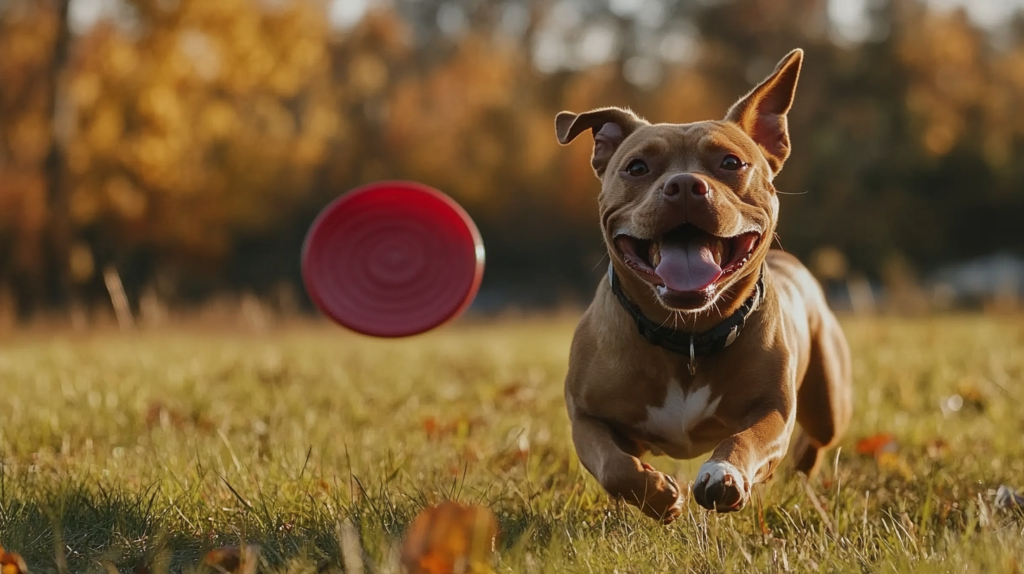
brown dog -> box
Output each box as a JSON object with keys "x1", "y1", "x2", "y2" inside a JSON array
[{"x1": 554, "y1": 49, "x2": 852, "y2": 522}]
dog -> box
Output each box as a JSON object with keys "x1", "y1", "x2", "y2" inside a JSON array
[{"x1": 554, "y1": 49, "x2": 852, "y2": 522}]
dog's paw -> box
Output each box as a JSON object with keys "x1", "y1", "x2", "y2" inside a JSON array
[
  {"x1": 637, "y1": 462, "x2": 685, "y2": 524},
  {"x1": 692, "y1": 460, "x2": 749, "y2": 512}
]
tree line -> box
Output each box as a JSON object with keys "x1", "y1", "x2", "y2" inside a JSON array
[{"x1": 1, "y1": 0, "x2": 1022, "y2": 320}]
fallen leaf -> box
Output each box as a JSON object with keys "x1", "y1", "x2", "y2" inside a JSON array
[
  {"x1": 400, "y1": 501, "x2": 499, "y2": 574},
  {"x1": 856, "y1": 434, "x2": 912, "y2": 478},
  {"x1": 202, "y1": 544, "x2": 260, "y2": 574},
  {"x1": 423, "y1": 417, "x2": 438, "y2": 437},
  {"x1": 0, "y1": 545, "x2": 28, "y2": 574},
  {"x1": 423, "y1": 417, "x2": 485, "y2": 441},
  {"x1": 855, "y1": 433, "x2": 898, "y2": 457}
]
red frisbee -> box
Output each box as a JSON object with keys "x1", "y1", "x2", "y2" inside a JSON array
[{"x1": 301, "y1": 181, "x2": 485, "y2": 338}]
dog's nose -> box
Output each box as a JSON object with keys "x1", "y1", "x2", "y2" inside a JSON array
[{"x1": 663, "y1": 173, "x2": 710, "y2": 199}]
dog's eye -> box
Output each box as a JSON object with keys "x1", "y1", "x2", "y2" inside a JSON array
[
  {"x1": 624, "y1": 159, "x2": 649, "y2": 177},
  {"x1": 720, "y1": 155, "x2": 745, "y2": 171}
]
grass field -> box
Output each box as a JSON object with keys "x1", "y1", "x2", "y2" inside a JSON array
[{"x1": 0, "y1": 315, "x2": 1023, "y2": 573}]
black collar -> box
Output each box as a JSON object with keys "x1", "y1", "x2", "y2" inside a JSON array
[{"x1": 608, "y1": 264, "x2": 764, "y2": 367}]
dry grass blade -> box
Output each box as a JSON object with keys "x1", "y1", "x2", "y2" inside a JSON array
[{"x1": 799, "y1": 474, "x2": 836, "y2": 537}]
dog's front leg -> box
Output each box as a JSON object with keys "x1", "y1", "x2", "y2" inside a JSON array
[
  {"x1": 570, "y1": 411, "x2": 685, "y2": 523},
  {"x1": 692, "y1": 403, "x2": 793, "y2": 512}
]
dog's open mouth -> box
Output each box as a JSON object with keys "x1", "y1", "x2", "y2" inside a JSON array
[{"x1": 615, "y1": 225, "x2": 760, "y2": 298}]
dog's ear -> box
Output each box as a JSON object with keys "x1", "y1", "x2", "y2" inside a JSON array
[
  {"x1": 724, "y1": 49, "x2": 803, "y2": 175},
  {"x1": 555, "y1": 107, "x2": 645, "y2": 177}
]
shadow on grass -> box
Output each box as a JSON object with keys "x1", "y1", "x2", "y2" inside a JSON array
[{"x1": 0, "y1": 473, "x2": 549, "y2": 573}]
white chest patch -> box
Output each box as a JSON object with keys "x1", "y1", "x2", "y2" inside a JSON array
[{"x1": 638, "y1": 382, "x2": 722, "y2": 450}]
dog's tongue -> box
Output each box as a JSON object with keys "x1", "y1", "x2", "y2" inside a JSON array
[{"x1": 655, "y1": 232, "x2": 722, "y2": 292}]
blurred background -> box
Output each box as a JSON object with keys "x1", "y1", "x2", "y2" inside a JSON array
[{"x1": 1, "y1": 0, "x2": 1023, "y2": 329}]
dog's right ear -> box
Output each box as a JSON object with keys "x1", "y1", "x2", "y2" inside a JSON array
[{"x1": 555, "y1": 107, "x2": 645, "y2": 177}]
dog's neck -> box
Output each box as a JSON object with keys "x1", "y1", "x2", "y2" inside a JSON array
[{"x1": 608, "y1": 261, "x2": 765, "y2": 337}]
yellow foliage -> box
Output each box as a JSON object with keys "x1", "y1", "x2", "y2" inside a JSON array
[
  {"x1": 8, "y1": 115, "x2": 50, "y2": 165},
  {"x1": 1, "y1": 0, "x2": 1024, "y2": 303}
]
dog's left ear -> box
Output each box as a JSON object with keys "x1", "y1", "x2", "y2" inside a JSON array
[
  {"x1": 555, "y1": 107, "x2": 646, "y2": 178},
  {"x1": 724, "y1": 49, "x2": 803, "y2": 175}
]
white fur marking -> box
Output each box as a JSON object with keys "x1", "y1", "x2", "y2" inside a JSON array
[{"x1": 639, "y1": 382, "x2": 722, "y2": 449}]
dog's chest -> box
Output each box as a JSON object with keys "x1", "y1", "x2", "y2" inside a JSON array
[{"x1": 635, "y1": 382, "x2": 723, "y2": 457}]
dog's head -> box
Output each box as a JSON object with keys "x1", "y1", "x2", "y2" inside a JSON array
[{"x1": 555, "y1": 49, "x2": 803, "y2": 312}]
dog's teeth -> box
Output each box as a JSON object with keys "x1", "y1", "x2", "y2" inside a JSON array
[
  {"x1": 650, "y1": 242, "x2": 661, "y2": 267},
  {"x1": 713, "y1": 240, "x2": 724, "y2": 266}
]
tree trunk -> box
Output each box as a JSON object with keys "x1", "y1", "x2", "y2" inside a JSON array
[{"x1": 43, "y1": 0, "x2": 73, "y2": 316}]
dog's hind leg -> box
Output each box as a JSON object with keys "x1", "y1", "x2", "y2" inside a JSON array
[{"x1": 792, "y1": 312, "x2": 853, "y2": 476}]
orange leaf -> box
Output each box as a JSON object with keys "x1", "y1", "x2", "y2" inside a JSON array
[
  {"x1": 855, "y1": 433, "x2": 898, "y2": 457},
  {"x1": 423, "y1": 417, "x2": 438, "y2": 437},
  {"x1": 423, "y1": 417, "x2": 485, "y2": 441},
  {"x1": 202, "y1": 544, "x2": 260, "y2": 574},
  {"x1": 400, "y1": 501, "x2": 499, "y2": 574},
  {"x1": 0, "y1": 545, "x2": 28, "y2": 574}
]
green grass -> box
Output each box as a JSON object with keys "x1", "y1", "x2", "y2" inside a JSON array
[{"x1": 1, "y1": 315, "x2": 1023, "y2": 573}]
